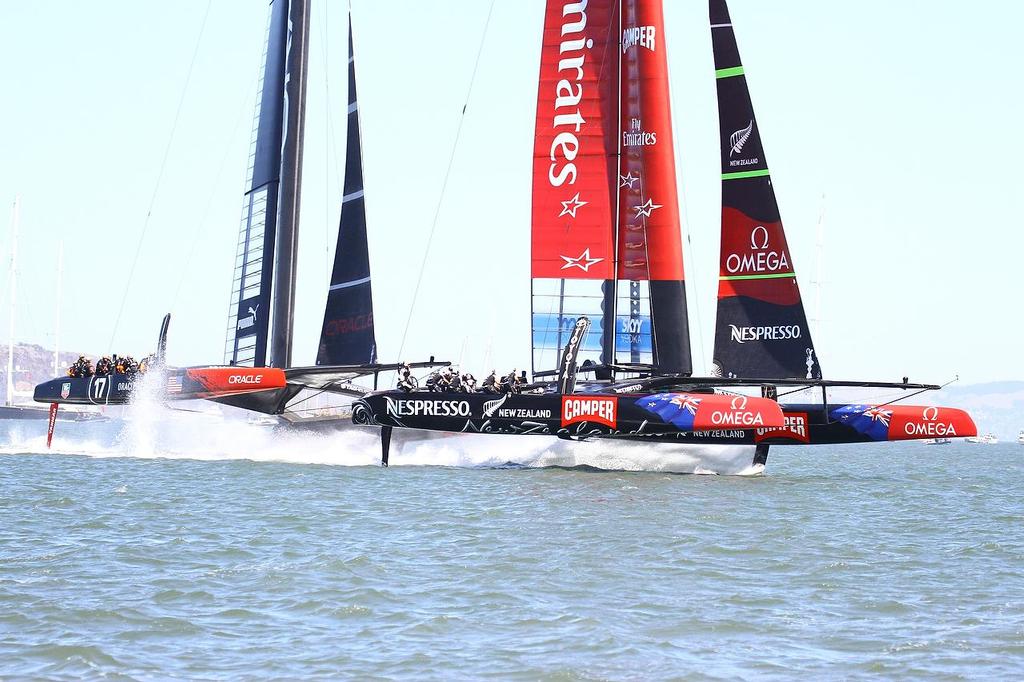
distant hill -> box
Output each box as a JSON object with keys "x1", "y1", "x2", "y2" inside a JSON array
[
  {"x1": 929, "y1": 382, "x2": 1024, "y2": 440},
  {"x1": 0, "y1": 343, "x2": 89, "y2": 400}
]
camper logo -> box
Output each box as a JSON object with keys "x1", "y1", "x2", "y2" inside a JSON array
[
  {"x1": 61, "y1": 382, "x2": 71, "y2": 399},
  {"x1": 621, "y1": 25, "x2": 657, "y2": 53},
  {"x1": 756, "y1": 412, "x2": 810, "y2": 443},
  {"x1": 561, "y1": 396, "x2": 618, "y2": 428}
]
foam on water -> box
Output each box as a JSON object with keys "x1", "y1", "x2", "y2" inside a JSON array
[{"x1": 1, "y1": 378, "x2": 761, "y2": 474}]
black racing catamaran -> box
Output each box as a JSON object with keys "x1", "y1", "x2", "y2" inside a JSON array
[{"x1": 341, "y1": 0, "x2": 976, "y2": 467}]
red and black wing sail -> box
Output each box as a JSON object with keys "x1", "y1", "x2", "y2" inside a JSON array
[
  {"x1": 709, "y1": 0, "x2": 821, "y2": 380},
  {"x1": 316, "y1": 18, "x2": 377, "y2": 366},
  {"x1": 531, "y1": 0, "x2": 691, "y2": 377}
]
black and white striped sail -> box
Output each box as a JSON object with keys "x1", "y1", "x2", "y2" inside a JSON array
[
  {"x1": 224, "y1": 0, "x2": 290, "y2": 367},
  {"x1": 316, "y1": 20, "x2": 377, "y2": 366}
]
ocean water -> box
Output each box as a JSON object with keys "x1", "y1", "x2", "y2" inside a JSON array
[{"x1": 2, "y1": 415, "x2": 1023, "y2": 679}]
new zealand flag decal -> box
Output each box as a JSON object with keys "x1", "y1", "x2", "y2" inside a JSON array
[
  {"x1": 830, "y1": 404, "x2": 893, "y2": 441},
  {"x1": 639, "y1": 393, "x2": 703, "y2": 431}
]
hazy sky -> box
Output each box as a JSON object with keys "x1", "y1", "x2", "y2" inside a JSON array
[{"x1": 1, "y1": 1, "x2": 1021, "y2": 385}]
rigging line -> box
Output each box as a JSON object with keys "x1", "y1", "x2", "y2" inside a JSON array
[
  {"x1": 869, "y1": 375, "x2": 960, "y2": 410},
  {"x1": 108, "y1": 0, "x2": 214, "y2": 349},
  {"x1": 320, "y1": 0, "x2": 342, "y2": 283},
  {"x1": 169, "y1": 74, "x2": 257, "y2": 312},
  {"x1": 397, "y1": 0, "x2": 497, "y2": 361}
]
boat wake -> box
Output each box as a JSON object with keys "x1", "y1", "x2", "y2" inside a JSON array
[
  {"x1": 1, "y1": 409, "x2": 762, "y2": 476},
  {"x1": 1, "y1": 372, "x2": 762, "y2": 475}
]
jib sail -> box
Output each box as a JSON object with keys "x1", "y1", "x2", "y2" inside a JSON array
[
  {"x1": 531, "y1": 0, "x2": 691, "y2": 377},
  {"x1": 709, "y1": 0, "x2": 821, "y2": 380},
  {"x1": 223, "y1": 0, "x2": 289, "y2": 367},
  {"x1": 316, "y1": 18, "x2": 377, "y2": 366}
]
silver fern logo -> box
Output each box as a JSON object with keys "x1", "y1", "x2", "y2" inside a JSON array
[
  {"x1": 483, "y1": 395, "x2": 510, "y2": 418},
  {"x1": 729, "y1": 120, "x2": 754, "y2": 157}
]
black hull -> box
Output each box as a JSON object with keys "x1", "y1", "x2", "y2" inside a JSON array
[
  {"x1": 33, "y1": 375, "x2": 138, "y2": 406},
  {"x1": 352, "y1": 391, "x2": 920, "y2": 446}
]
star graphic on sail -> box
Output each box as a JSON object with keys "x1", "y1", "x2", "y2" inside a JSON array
[
  {"x1": 560, "y1": 248, "x2": 604, "y2": 272},
  {"x1": 559, "y1": 192, "x2": 588, "y2": 218},
  {"x1": 619, "y1": 172, "x2": 639, "y2": 189},
  {"x1": 633, "y1": 198, "x2": 663, "y2": 219}
]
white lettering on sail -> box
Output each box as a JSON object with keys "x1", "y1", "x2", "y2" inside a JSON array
[
  {"x1": 549, "y1": 1, "x2": 593, "y2": 188},
  {"x1": 725, "y1": 227, "x2": 790, "y2": 274},
  {"x1": 621, "y1": 26, "x2": 656, "y2": 53},
  {"x1": 623, "y1": 117, "x2": 657, "y2": 147},
  {"x1": 730, "y1": 325, "x2": 803, "y2": 344}
]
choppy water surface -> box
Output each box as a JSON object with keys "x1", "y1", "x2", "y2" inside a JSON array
[{"x1": 2, "y1": 418, "x2": 1023, "y2": 679}]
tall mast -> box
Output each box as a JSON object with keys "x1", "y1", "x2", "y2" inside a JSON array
[
  {"x1": 54, "y1": 240, "x2": 63, "y2": 377},
  {"x1": 7, "y1": 196, "x2": 19, "y2": 407},
  {"x1": 269, "y1": 0, "x2": 311, "y2": 368}
]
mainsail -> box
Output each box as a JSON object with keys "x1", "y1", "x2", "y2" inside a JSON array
[
  {"x1": 316, "y1": 20, "x2": 377, "y2": 366},
  {"x1": 709, "y1": 0, "x2": 821, "y2": 380},
  {"x1": 531, "y1": 0, "x2": 691, "y2": 377},
  {"x1": 223, "y1": 0, "x2": 290, "y2": 367}
]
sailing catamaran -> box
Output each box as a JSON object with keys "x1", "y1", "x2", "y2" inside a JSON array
[
  {"x1": 344, "y1": 0, "x2": 976, "y2": 465},
  {"x1": 34, "y1": 0, "x2": 975, "y2": 469}
]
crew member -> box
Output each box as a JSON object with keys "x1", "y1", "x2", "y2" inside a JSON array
[
  {"x1": 397, "y1": 366, "x2": 416, "y2": 393},
  {"x1": 482, "y1": 370, "x2": 498, "y2": 394},
  {"x1": 95, "y1": 356, "x2": 113, "y2": 376}
]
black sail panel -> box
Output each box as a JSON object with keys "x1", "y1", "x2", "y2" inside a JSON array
[
  {"x1": 316, "y1": 21, "x2": 377, "y2": 366},
  {"x1": 709, "y1": 0, "x2": 822, "y2": 380},
  {"x1": 224, "y1": 0, "x2": 289, "y2": 367}
]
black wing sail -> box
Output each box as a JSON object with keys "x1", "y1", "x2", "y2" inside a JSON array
[
  {"x1": 316, "y1": 19, "x2": 377, "y2": 366},
  {"x1": 224, "y1": 0, "x2": 290, "y2": 367},
  {"x1": 709, "y1": 0, "x2": 822, "y2": 380}
]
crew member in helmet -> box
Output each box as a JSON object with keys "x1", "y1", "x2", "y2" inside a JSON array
[
  {"x1": 482, "y1": 370, "x2": 498, "y2": 394},
  {"x1": 397, "y1": 366, "x2": 416, "y2": 393}
]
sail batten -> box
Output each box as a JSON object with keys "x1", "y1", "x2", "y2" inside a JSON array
[
  {"x1": 710, "y1": 0, "x2": 821, "y2": 380},
  {"x1": 316, "y1": 18, "x2": 376, "y2": 367}
]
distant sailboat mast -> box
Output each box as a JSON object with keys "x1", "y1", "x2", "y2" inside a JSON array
[
  {"x1": 53, "y1": 241, "x2": 63, "y2": 378},
  {"x1": 6, "y1": 196, "x2": 18, "y2": 407}
]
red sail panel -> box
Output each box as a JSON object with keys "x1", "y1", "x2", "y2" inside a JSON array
[
  {"x1": 531, "y1": 0, "x2": 619, "y2": 281},
  {"x1": 616, "y1": 0, "x2": 690, "y2": 374},
  {"x1": 617, "y1": 0, "x2": 683, "y2": 282},
  {"x1": 531, "y1": 1, "x2": 620, "y2": 375}
]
